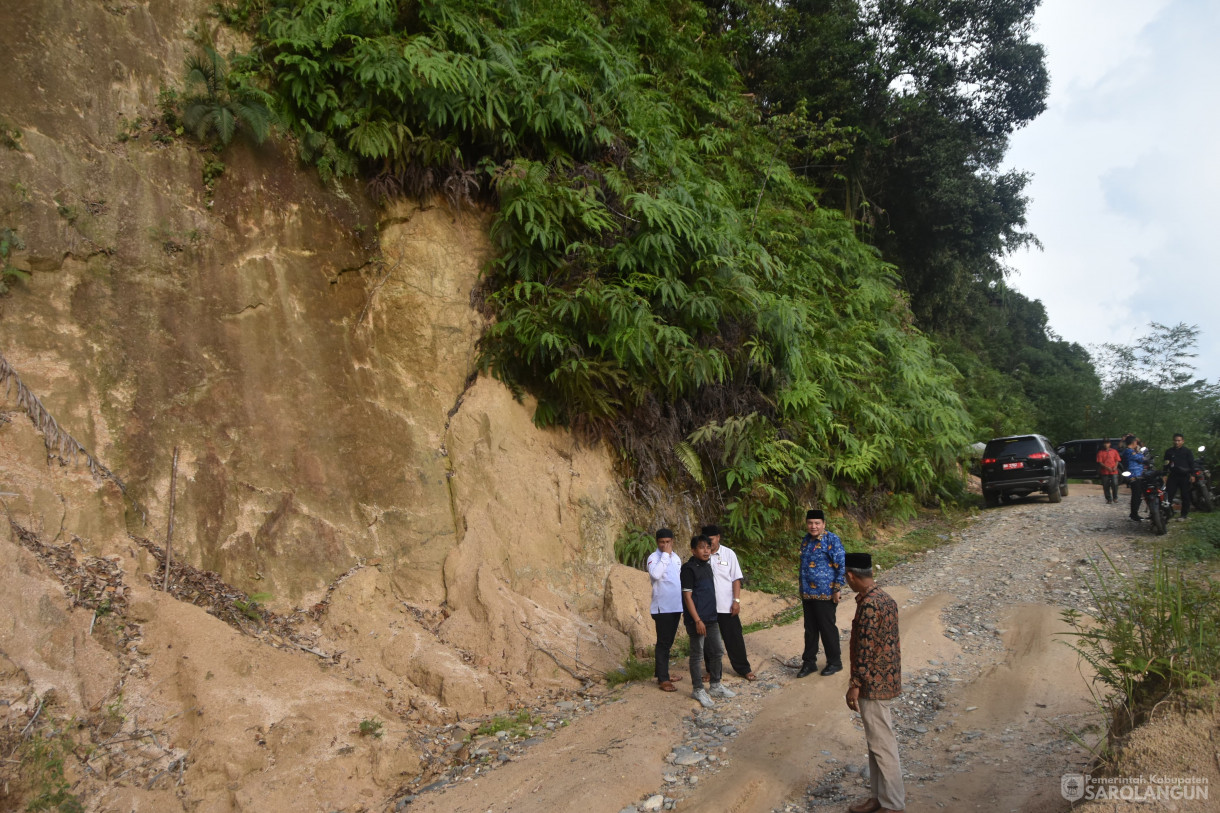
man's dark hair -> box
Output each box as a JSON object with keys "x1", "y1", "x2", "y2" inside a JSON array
[
  {"x1": 1174, "y1": 433, "x2": 1185, "y2": 440},
  {"x1": 690, "y1": 534, "x2": 710, "y2": 549}
]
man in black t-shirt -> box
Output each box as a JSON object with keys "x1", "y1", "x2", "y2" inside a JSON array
[
  {"x1": 1164, "y1": 433, "x2": 1195, "y2": 520},
  {"x1": 682, "y1": 534, "x2": 734, "y2": 708}
]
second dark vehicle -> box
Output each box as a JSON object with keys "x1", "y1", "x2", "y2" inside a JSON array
[
  {"x1": 1055, "y1": 438, "x2": 1117, "y2": 480},
  {"x1": 981, "y1": 434, "x2": 1068, "y2": 507}
]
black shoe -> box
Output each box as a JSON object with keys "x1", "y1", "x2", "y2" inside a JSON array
[
  {"x1": 820, "y1": 663, "x2": 843, "y2": 676},
  {"x1": 796, "y1": 663, "x2": 817, "y2": 678},
  {"x1": 1129, "y1": 515, "x2": 1142, "y2": 522}
]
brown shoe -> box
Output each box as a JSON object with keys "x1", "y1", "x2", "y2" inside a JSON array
[
  {"x1": 659, "y1": 681, "x2": 676, "y2": 692},
  {"x1": 668, "y1": 674, "x2": 683, "y2": 682},
  {"x1": 848, "y1": 799, "x2": 881, "y2": 813},
  {"x1": 743, "y1": 672, "x2": 757, "y2": 681}
]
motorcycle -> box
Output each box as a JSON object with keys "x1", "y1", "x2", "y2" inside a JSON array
[
  {"x1": 1192, "y1": 445, "x2": 1215, "y2": 513},
  {"x1": 1122, "y1": 449, "x2": 1171, "y2": 535}
]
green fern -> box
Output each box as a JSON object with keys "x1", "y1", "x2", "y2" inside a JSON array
[
  {"x1": 0, "y1": 226, "x2": 27, "y2": 295},
  {"x1": 674, "y1": 441, "x2": 704, "y2": 487},
  {"x1": 182, "y1": 47, "x2": 272, "y2": 146},
  {"x1": 231, "y1": 0, "x2": 975, "y2": 539}
]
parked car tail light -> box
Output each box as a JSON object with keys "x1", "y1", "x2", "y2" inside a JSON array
[
  {"x1": 1028, "y1": 452, "x2": 1050, "y2": 459},
  {"x1": 982, "y1": 458, "x2": 997, "y2": 464}
]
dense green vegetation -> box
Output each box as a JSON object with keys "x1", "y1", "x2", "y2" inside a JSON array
[
  {"x1": 218, "y1": 0, "x2": 976, "y2": 540},
  {"x1": 209, "y1": 0, "x2": 1214, "y2": 542},
  {"x1": 1062, "y1": 551, "x2": 1220, "y2": 738}
]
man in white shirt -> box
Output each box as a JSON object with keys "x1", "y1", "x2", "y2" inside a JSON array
[
  {"x1": 703, "y1": 524, "x2": 756, "y2": 681},
  {"x1": 646, "y1": 528, "x2": 684, "y2": 692}
]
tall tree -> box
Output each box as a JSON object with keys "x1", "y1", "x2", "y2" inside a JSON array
[
  {"x1": 1096, "y1": 323, "x2": 1220, "y2": 451},
  {"x1": 709, "y1": 0, "x2": 1048, "y2": 332}
]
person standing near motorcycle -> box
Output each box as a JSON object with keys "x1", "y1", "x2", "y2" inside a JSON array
[
  {"x1": 1121, "y1": 435, "x2": 1149, "y2": 521},
  {"x1": 1163, "y1": 433, "x2": 1195, "y2": 521},
  {"x1": 1096, "y1": 438, "x2": 1122, "y2": 504}
]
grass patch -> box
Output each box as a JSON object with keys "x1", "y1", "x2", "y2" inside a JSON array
[
  {"x1": 17, "y1": 726, "x2": 84, "y2": 813},
  {"x1": 741, "y1": 603, "x2": 802, "y2": 636},
  {"x1": 472, "y1": 709, "x2": 540, "y2": 739},
  {"x1": 859, "y1": 526, "x2": 952, "y2": 571},
  {"x1": 1060, "y1": 549, "x2": 1220, "y2": 739},
  {"x1": 605, "y1": 653, "x2": 656, "y2": 687},
  {"x1": 738, "y1": 546, "x2": 798, "y2": 595},
  {"x1": 1169, "y1": 511, "x2": 1220, "y2": 564}
]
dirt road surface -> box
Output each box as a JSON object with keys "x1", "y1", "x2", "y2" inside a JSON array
[{"x1": 405, "y1": 484, "x2": 1171, "y2": 813}]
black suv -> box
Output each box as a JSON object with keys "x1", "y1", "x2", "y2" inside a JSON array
[
  {"x1": 1055, "y1": 438, "x2": 1120, "y2": 480},
  {"x1": 980, "y1": 434, "x2": 1068, "y2": 507}
]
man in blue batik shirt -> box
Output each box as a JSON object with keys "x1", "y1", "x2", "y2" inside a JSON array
[
  {"x1": 797, "y1": 509, "x2": 846, "y2": 678},
  {"x1": 1121, "y1": 435, "x2": 1150, "y2": 522}
]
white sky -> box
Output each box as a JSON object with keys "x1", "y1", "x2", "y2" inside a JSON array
[{"x1": 1004, "y1": 0, "x2": 1220, "y2": 382}]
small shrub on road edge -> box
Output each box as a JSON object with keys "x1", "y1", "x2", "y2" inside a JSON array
[{"x1": 1060, "y1": 549, "x2": 1220, "y2": 738}]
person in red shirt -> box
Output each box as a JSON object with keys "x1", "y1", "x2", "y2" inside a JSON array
[{"x1": 1096, "y1": 439, "x2": 1122, "y2": 504}]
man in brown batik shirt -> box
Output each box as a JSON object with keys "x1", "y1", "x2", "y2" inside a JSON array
[{"x1": 844, "y1": 552, "x2": 904, "y2": 813}]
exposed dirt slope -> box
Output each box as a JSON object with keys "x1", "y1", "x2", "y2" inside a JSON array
[{"x1": 0, "y1": 0, "x2": 653, "y2": 732}]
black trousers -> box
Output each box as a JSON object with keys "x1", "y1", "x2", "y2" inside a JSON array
[
  {"x1": 1129, "y1": 479, "x2": 1143, "y2": 518},
  {"x1": 802, "y1": 598, "x2": 841, "y2": 667},
  {"x1": 1166, "y1": 473, "x2": 1192, "y2": 517},
  {"x1": 1101, "y1": 474, "x2": 1119, "y2": 502},
  {"x1": 705, "y1": 612, "x2": 753, "y2": 677},
  {"x1": 652, "y1": 612, "x2": 682, "y2": 681}
]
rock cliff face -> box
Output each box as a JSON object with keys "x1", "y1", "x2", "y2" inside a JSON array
[{"x1": 0, "y1": 2, "x2": 652, "y2": 809}]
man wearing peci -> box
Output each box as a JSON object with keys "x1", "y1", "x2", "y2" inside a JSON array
[
  {"x1": 844, "y1": 551, "x2": 905, "y2": 813},
  {"x1": 797, "y1": 509, "x2": 845, "y2": 678},
  {"x1": 702, "y1": 524, "x2": 757, "y2": 682}
]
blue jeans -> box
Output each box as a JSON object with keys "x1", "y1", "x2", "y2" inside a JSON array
[{"x1": 688, "y1": 622, "x2": 723, "y2": 686}]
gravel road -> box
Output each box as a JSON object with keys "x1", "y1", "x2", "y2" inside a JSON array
[{"x1": 404, "y1": 483, "x2": 1171, "y2": 813}]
